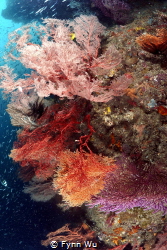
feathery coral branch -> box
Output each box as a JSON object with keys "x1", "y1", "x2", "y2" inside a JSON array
[
  {"x1": 54, "y1": 150, "x2": 117, "y2": 206},
  {"x1": 136, "y1": 28, "x2": 167, "y2": 54},
  {"x1": 0, "y1": 15, "x2": 125, "y2": 102},
  {"x1": 41, "y1": 223, "x2": 95, "y2": 247},
  {"x1": 9, "y1": 100, "x2": 81, "y2": 180}
]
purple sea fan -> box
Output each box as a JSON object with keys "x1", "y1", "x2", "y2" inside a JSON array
[{"x1": 89, "y1": 156, "x2": 167, "y2": 214}]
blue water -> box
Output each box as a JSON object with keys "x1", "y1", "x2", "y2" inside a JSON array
[
  {"x1": 0, "y1": 1, "x2": 73, "y2": 249},
  {"x1": 0, "y1": 1, "x2": 20, "y2": 66}
]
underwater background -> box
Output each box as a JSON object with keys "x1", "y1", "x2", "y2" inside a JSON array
[{"x1": 1, "y1": 0, "x2": 167, "y2": 250}]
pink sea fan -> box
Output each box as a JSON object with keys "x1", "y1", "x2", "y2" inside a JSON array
[
  {"x1": 70, "y1": 15, "x2": 105, "y2": 58},
  {"x1": 0, "y1": 15, "x2": 128, "y2": 102}
]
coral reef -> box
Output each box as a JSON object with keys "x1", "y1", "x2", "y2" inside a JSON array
[
  {"x1": 91, "y1": 0, "x2": 131, "y2": 24},
  {"x1": 1, "y1": 1, "x2": 167, "y2": 248},
  {"x1": 87, "y1": 206, "x2": 167, "y2": 247}
]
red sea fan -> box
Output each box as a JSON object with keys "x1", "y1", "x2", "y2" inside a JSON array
[
  {"x1": 41, "y1": 223, "x2": 95, "y2": 247},
  {"x1": 9, "y1": 100, "x2": 82, "y2": 180},
  {"x1": 54, "y1": 150, "x2": 117, "y2": 206}
]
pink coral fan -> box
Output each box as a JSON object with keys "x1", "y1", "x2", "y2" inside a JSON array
[{"x1": 0, "y1": 15, "x2": 132, "y2": 102}]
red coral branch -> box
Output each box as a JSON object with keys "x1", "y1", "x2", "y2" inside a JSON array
[
  {"x1": 79, "y1": 114, "x2": 95, "y2": 153},
  {"x1": 10, "y1": 100, "x2": 82, "y2": 180},
  {"x1": 41, "y1": 223, "x2": 95, "y2": 247}
]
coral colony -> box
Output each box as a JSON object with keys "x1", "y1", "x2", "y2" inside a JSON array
[{"x1": 2, "y1": 0, "x2": 167, "y2": 249}]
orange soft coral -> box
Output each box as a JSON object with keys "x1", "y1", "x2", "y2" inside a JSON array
[
  {"x1": 54, "y1": 150, "x2": 117, "y2": 206},
  {"x1": 136, "y1": 28, "x2": 167, "y2": 54}
]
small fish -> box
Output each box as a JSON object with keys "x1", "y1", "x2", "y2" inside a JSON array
[
  {"x1": 1, "y1": 180, "x2": 7, "y2": 187},
  {"x1": 35, "y1": 6, "x2": 47, "y2": 14},
  {"x1": 69, "y1": 33, "x2": 76, "y2": 40}
]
